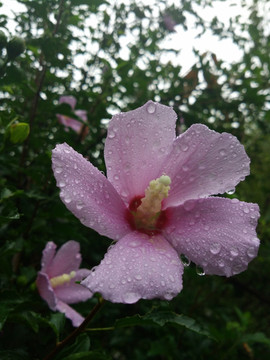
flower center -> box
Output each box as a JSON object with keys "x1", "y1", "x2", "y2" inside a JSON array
[
  {"x1": 128, "y1": 175, "x2": 171, "y2": 235},
  {"x1": 50, "y1": 271, "x2": 76, "y2": 288}
]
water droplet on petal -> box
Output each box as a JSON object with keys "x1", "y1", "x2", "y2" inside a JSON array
[
  {"x1": 196, "y1": 265, "x2": 205, "y2": 276},
  {"x1": 59, "y1": 181, "x2": 66, "y2": 188},
  {"x1": 180, "y1": 254, "x2": 190, "y2": 267},
  {"x1": 247, "y1": 247, "x2": 257, "y2": 258},
  {"x1": 108, "y1": 131, "x2": 116, "y2": 139},
  {"x1": 135, "y1": 274, "x2": 142, "y2": 281},
  {"x1": 183, "y1": 200, "x2": 195, "y2": 211},
  {"x1": 226, "y1": 188, "x2": 235, "y2": 195},
  {"x1": 76, "y1": 202, "x2": 84, "y2": 210},
  {"x1": 219, "y1": 149, "x2": 226, "y2": 156},
  {"x1": 123, "y1": 292, "x2": 140, "y2": 304},
  {"x1": 230, "y1": 248, "x2": 239, "y2": 257},
  {"x1": 181, "y1": 144, "x2": 189, "y2": 152},
  {"x1": 210, "y1": 243, "x2": 221, "y2": 255},
  {"x1": 147, "y1": 103, "x2": 156, "y2": 114},
  {"x1": 55, "y1": 167, "x2": 63, "y2": 174}
]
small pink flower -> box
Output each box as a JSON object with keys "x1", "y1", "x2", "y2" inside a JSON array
[
  {"x1": 57, "y1": 96, "x2": 88, "y2": 135},
  {"x1": 52, "y1": 101, "x2": 260, "y2": 304},
  {"x1": 36, "y1": 241, "x2": 92, "y2": 327}
]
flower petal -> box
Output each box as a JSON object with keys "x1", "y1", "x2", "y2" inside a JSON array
[
  {"x1": 55, "y1": 282, "x2": 92, "y2": 304},
  {"x1": 56, "y1": 300, "x2": 85, "y2": 327},
  {"x1": 40, "y1": 241, "x2": 56, "y2": 273},
  {"x1": 81, "y1": 232, "x2": 183, "y2": 304},
  {"x1": 59, "y1": 95, "x2": 76, "y2": 110},
  {"x1": 36, "y1": 272, "x2": 57, "y2": 310},
  {"x1": 52, "y1": 143, "x2": 131, "y2": 240},
  {"x1": 47, "y1": 240, "x2": 81, "y2": 277},
  {"x1": 164, "y1": 197, "x2": 260, "y2": 276},
  {"x1": 161, "y1": 124, "x2": 250, "y2": 207},
  {"x1": 75, "y1": 109, "x2": 87, "y2": 123},
  {"x1": 104, "y1": 101, "x2": 177, "y2": 204}
]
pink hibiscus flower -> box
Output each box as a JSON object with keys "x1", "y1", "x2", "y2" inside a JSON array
[
  {"x1": 57, "y1": 96, "x2": 88, "y2": 135},
  {"x1": 36, "y1": 241, "x2": 92, "y2": 327},
  {"x1": 52, "y1": 101, "x2": 260, "y2": 304}
]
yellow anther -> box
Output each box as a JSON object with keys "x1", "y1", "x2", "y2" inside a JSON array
[
  {"x1": 50, "y1": 271, "x2": 76, "y2": 288},
  {"x1": 133, "y1": 175, "x2": 171, "y2": 230}
]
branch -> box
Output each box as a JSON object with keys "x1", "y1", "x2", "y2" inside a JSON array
[{"x1": 43, "y1": 297, "x2": 105, "y2": 360}]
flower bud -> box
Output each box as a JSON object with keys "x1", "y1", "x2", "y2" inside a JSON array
[{"x1": 6, "y1": 37, "x2": 25, "y2": 60}]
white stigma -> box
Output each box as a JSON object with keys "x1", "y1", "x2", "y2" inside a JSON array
[{"x1": 133, "y1": 175, "x2": 171, "y2": 230}]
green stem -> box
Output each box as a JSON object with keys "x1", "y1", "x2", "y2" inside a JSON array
[
  {"x1": 42, "y1": 297, "x2": 105, "y2": 360},
  {"x1": 85, "y1": 326, "x2": 115, "y2": 332}
]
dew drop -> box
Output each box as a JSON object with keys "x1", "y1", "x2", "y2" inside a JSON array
[
  {"x1": 114, "y1": 175, "x2": 119, "y2": 180},
  {"x1": 196, "y1": 265, "x2": 205, "y2": 276},
  {"x1": 129, "y1": 240, "x2": 140, "y2": 248},
  {"x1": 210, "y1": 243, "x2": 221, "y2": 255},
  {"x1": 59, "y1": 181, "x2": 66, "y2": 188},
  {"x1": 123, "y1": 292, "x2": 140, "y2": 304},
  {"x1": 147, "y1": 103, "x2": 156, "y2": 114},
  {"x1": 64, "y1": 148, "x2": 70, "y2": 154},
  {"x1": 108, "y1": 131, "x2": 116, "y2": 139},
  {"x1": 243, "y1": 207, "x2": 250, "y2": 214},
  {"x1": 182, "y1": 165, "x2": 189, "y2": 172},
  {"x1": 55, "y1": 167, "x2": 63, "y2": 174},
  {"x1": 64, "y1": 196, "x2": 72, "y2": 204},
  {"x1": 247, "y1": 247, "x2": 257, "y2": 258},
  {"x1": 226, "y1": 188, "x2": 235, "y2": 195},
  {"x1": 135, "y1": 274, "x2": 142, "y2": 281},
  {"x1": 219, "y1": 149, "x2": 226, "y2": 156},
  {"x1": 218, "y1": 259, "x2": 225, "y2": 268},
  {"x1": 183, "y1": 200, "x2": 195, "y2": 211},
  {"x1": 180, "y1": 254, "x2": 190, "y2": 267},
  {"x1": 181, "y1": 144, "x2": 189, "y2": 152},
  {"x1": 76, "y1": 202, "x2": 84, "y2": 210}
]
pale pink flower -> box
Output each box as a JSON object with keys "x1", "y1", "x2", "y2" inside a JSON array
[
  {"x1": 52, "y1": 101, "x2": 260, "y2": 304},
  {"x1": 36, "y1": 241, "x2": 92, "y2": 327},
  {"x1": 57, "y1": 96, "x2": 88, "y2": 135}
]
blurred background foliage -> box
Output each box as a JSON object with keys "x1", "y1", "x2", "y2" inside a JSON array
[{"x1": 0, "y1": 0, "x2": 270, "y2": 359}]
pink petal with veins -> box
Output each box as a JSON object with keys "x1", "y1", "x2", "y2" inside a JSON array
[
  {"x1": 52, "y1": 143, "x2": 131, "y2": 240},
  {"x1": 164, "y1": 197, "x2": 260, "y2": 276},
  {"x1": 81, "y1": 232, "x2": 183, "y2": 303}
]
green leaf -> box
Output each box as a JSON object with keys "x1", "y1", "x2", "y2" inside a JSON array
[
  {"x1": 9, "y1": 123, "x2": 29, "y2": 143},
  {"x1": 241, "y1": 332, "x2": 270, "y2": 345},
  {"x1": 63, "y1": 351, "x2": 109, "y2": 360},
  {"x1": 0, "y1": 304, "x2": 10, "y2": 331},
  {"x1": 115, "y1": 310, "x2": 214, "y2": 339},
  {"x1": 55, "y1": 333, "x2": 91, "y2": 360}
]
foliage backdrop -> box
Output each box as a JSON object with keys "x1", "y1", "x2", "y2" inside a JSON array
[{"x1": 0, "y1": 0, "x2": 270, "y2": 359}]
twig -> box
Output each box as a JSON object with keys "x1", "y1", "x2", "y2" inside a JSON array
[{"x1": 43, "y1": 297, "x2": 105, "y2": 360}]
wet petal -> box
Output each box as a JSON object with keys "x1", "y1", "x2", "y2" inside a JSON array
[
  {"x1": 161, "y1": 124, "x2": 250, "y2": 207},
  {"x1": 75, "y1": 109, "x2": 87, "y2": 123},
  {"x1": 40, "y1": 241, "x2": 56, "y2": 273},
  {"x1": 164, "y1": 197, "x2": 260, "y2": 276},
  {"x1": 55, "y1": 283, "x2": 92, "y2": 304},
  {"x1": 59, "y1": 95, "x2": 77, "y2": 110},
  {"x1": 81, "y1": 232, "x2": 183, "y2": 304},
  {"x1": 104, "y1": 101, "x2": 177, "y2": 204},
  {"x1": 48, "y1": 240, "x2": 81, "y2": 277},
  {"x1": 36, "y1": 272, "x2": 57, "y2": 310},
  {"x1": 52, "y1": 143, "x2": 131, "y2": 240},
  {"x1": 56, "y1": 300, "x2": 85, "y2": 327}
]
